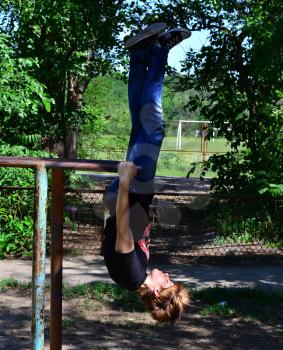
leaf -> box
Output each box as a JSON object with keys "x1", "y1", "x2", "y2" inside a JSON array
[{"x1": 41, "y1": 96, "x2": 52, "y2": 112}]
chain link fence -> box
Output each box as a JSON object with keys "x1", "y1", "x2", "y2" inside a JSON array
[
  {"x1": 149, "y1": 193, "x2": 283, "y2": 263},
  {"x1": 1, "y1": 185, "x2": 282, "y2": 262},
  {"x1": 64, "y1": 190, "x2": 283, "y2": 261}
]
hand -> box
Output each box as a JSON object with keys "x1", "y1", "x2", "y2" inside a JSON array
[{"x1": 118, "y1": 161, "x2": 137, "y2": 188}]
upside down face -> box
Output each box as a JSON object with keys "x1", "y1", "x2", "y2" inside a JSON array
[{"x1": 149, "y1": 268, "x2": 174, "y2": 290}]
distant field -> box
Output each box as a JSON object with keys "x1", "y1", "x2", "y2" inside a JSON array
[
  {"x1": 156, "y1": 150, "x2": 216, "y2": 177},
  {"x1": 162, "y1": 136, "x2": 231, "y2": 153},
  {"x1": 79, "y1": 135, "x2": 230, "y2": 177}
]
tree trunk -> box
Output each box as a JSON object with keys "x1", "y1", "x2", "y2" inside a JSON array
[
  {"x1": 64, "y1": 127, "x2": 79, "y2": 159},
  {"x1": 64, "y1": 45, "x2": 95, "y2": 159}
]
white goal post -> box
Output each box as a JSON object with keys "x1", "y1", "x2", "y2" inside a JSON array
[
  {"x1": 175, "y1": 120, "x2": 230, "y2": 150},
  {"x1": 176, "y1": 120, "x2": 210, "y2": 150}
]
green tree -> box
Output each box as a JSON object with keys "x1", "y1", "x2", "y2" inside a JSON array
[
  {"x1": 82, "y1": 75, "x2": 130, "y2": 150},
  {"x1": 0, "y1": 0, "x2": 135, "y2": 157},
  {"x1": 153, "y1": 0, "x2": 283, "y2": 193},
  {"x1": 0, "y1": 32, "x2": 52, "y2": 146}
]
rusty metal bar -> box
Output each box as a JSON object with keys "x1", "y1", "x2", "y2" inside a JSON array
[
  {"x1": 50, "y1": 169, "x2": 64, "y2": 350},
  {"x1": 0, "y1": 156, "x2": 120, "y2": 171},
  {"x1": 31, "y1": 164, "x2": 48, "y2": 350}
]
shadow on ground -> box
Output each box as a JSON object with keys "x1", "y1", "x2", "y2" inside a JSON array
[
  {"x1": 1, "y1": 289, "x2": 282, "y2": 350},
  {"x1": 57, "y1": 299, "x2": 283, "y2": 350}
]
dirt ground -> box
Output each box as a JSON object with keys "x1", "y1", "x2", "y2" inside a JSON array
[{"x1": 1, "y1": 287, "x2": 282, "y2": 350}]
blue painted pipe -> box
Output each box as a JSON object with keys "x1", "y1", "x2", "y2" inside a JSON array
[{"x1": 31, "y1": 164, "x2": 48, "y2": 350}]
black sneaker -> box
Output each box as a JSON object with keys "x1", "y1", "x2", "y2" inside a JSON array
[
  {"x1": 158, "y1": 28, "x2": 191, "y2": 49},
  {"x1": 125, "y1": 22, "x2": 167, "y2": 49}
]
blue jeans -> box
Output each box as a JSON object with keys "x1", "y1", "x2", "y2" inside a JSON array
[{"x1": 107, "y1": 46, "x2": 169, "y2": 217}]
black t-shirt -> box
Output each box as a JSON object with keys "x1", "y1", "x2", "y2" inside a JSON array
[{"x1": 102, "y1": 216, "x2": 148, "y2": 291}]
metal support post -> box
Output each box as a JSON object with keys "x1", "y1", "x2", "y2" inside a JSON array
[
  {"x1": 50, "y1": 169, "x2": 64, "y2": 350},
  {"x1": 31, "y1": 164, "x2": 48, "y2": 350}
]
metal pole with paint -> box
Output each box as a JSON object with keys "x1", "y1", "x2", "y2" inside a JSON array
[
  {"x1": 31, "y1": 164, "x2": 48, "y2": 350},
  {"x1": 50, "y1": 169, "x2": 64, "y2": 350}
]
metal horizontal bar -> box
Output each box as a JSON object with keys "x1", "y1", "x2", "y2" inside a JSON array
[
  {"x1": 177, "y1": 120, "x2": 210, "y2": 123},
  {"x1": 0, "y1": 156, "x2": 126, "y2": 172},
  {"x1": 0, "y1": 186, "x2": 35, "y2": 190}
]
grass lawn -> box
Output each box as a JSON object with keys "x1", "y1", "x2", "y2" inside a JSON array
[
  {"x1": 1, "y1": 277, "x2": 282, "y2": 325},
  {"x1": 79, "y1": 134, "x2": 230, "y2": 177},
  {"x1": 156, "y1": 150, "x2": 216, "y2": 177},
  {"x1": 162, "y1": 136, "x2": 231, "y2": 153}
]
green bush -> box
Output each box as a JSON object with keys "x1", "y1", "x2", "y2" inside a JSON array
[
  {"x1": 0, "y1": 144, "x2": 52, "y2": 258},
  {"x1": 211, "y1": 198, "x2": 283, "y2": 247}
]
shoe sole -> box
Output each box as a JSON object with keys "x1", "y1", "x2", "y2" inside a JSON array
[
  {"x1": 158, "y1": 27, "x2": 192, "y2": 40},
  {"x1": 125, "y1": 22, "x2": 167, "y2": 48}
]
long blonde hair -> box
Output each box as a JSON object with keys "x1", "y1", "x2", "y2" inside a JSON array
[{"x1": 137, "y1": 282, "x2": 189, "y2": 323}]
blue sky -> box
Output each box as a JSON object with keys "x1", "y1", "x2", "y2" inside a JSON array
[{"x1": 168, "y1": 30, "x2": 209, "y2": 71}]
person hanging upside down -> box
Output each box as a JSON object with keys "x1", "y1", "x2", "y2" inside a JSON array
[{"x1": 103, "y1": 23, "x2": 191, "y2": 323}]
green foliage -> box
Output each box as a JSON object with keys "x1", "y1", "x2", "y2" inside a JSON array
[
  {"x1": 15, "y1": 134, "x2": 43, "y2": 148},
  {"x1": 82, "y1": 76, "x2": 131, "y2": 149},
  {"x1": 0, "y1": 277, "x2": 31, "y2": 292},
  {"x1": 68, "y1": 173, "x2": 97, "y2": 190},
  {"x1": 200, "y1": 303, "x2": 235, "y2": 318},
  {"x1": 62, "y1": 318, "x2": 75, "y2": 330},
  {"x1": 0, "y1": 0, "x2": 138, "y2": 146},
  {"x1": 0, "y1": 144, "x2": 51, "y2": 186},
  {"x1": 0, "y1": 216, "x2": 34, "y2": 258},
  {"x1": 91, "y1": 282, "x2": 144, "y2": 310},
  {"x1": 62, "y1": 281, "x2": 144, "y2": 311},
  {"x1": 0, "y1": 144, "x2": 52, "y2": 258},
  {"x1": 82, "y1": 76, "x2": 202, "y2": 143},
  {"x1": 63, "y1": 283, "x2": 88, "y2": 300},
  {"x1": 0, "y1": 277, "x2": 19, "y2": 291},
  {"x1": 91, "y1": 282, "x2": 117, "y2": 302},
  {"x1": 163, "y1": 78, "x2": 207, "y2": 123},
  {"x1": 154, "y1": 0, "x2": 283, "y2": 194},
  {"x1": 0, "y1": 33, "x2": 53, "y2": 144},
  {"x1": 157, "y1": 152, "x2": 185, "y2": 175},
  {"x1": 210, "y1": 196, "x2": 283, "y2": 246},
  {"x1": 259, "y1": 184, "x2": 283, "y2": 197},
  {"x1": 82, "y1": 105, "x2": 109, "y2": 136}
]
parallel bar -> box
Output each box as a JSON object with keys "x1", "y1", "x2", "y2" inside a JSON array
[
  {"x1": 50, "y1": 169, "x2": 65, "y2": 350},
  {"x1": 31, "y1": 164, "x2": 48, "y2": 350},
  {"x1": 0, "y1": 157, "x2": 142, "y2": 172},
  {"x1": 0, "y1": 157, "x2": 120, "y2": 171}
]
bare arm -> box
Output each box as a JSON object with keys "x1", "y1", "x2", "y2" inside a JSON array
[{"x1": 115, "y1": 162, "x2": 137, "y2": 253}]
